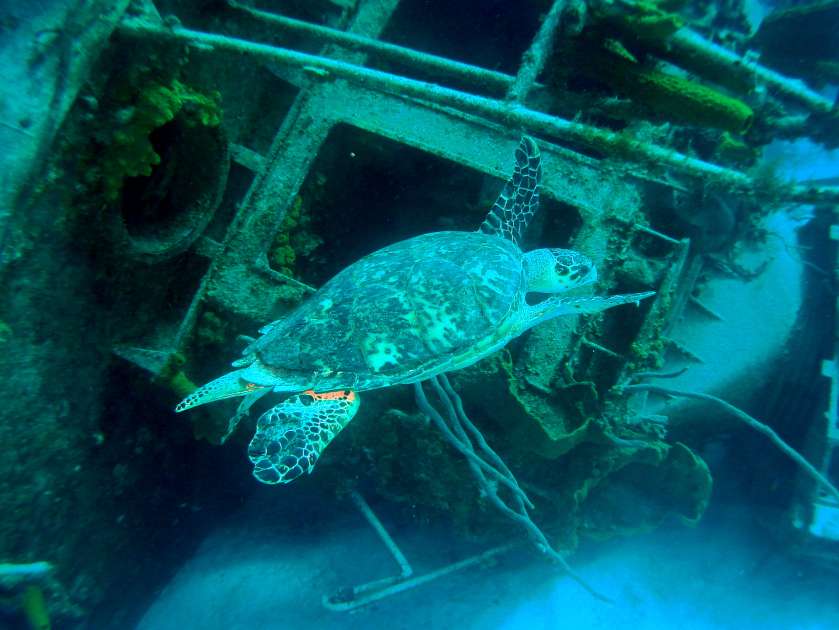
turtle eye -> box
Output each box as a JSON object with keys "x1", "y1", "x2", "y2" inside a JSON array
[
  {"x1": 525, "y1": 248, "x2": 596, "y2": 293},
  {"x1": 548, "y1": 249, "x2": 596, "y2": 289},
  {"x1": 554, "y1": 262, "x2": 571, "y2": 282},
  {"x1": 569, "y1": 264, "x2": 591, "y2": 282}
]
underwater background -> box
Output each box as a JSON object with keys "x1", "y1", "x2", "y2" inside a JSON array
[{"x1": 1, "y1": 0, "x2": 838, "y2": 628}]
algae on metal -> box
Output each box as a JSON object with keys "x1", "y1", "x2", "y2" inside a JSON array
[
  {"x1": 589, "y1": 0, "x2": 753, "y2": 96},
  {"x1": 561, "y1": 441, "x2": 711, "y2": 542},
  {"x1": 592, "y1": 47, "x2": 754, "y2": 134},
  {"x1": 84, "y1": 73, "x2": 222, "y2": 202},
  {"x1": 551, "y1": 17, "x2": 754, "y2": 135},
  {"x1": 269, "y1": 194, "x2": 324, "y2": 278}
]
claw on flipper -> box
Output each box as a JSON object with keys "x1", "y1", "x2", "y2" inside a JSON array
[{"x1": 175, "y1": 369, "x2": 270, "y2": 412}]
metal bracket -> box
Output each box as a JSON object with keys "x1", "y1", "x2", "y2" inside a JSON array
[{"x1": 322, "y1": 491, "x2": 517, "y2": 611}]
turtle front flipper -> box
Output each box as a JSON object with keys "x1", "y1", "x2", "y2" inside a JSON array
[
  {"x1": 247, "y1": 390, "x2": 361, "y2": 484},
  {"x1": 521, "y1": 291, "x2": 656, "y2": 331},
  {"x1": 479, "y1": 136, "x2": 541, "y2": 247}
]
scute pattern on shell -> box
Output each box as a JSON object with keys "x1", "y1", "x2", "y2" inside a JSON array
[{"x1": 250, "y1": 231, "x2": 524, "y2": 387}]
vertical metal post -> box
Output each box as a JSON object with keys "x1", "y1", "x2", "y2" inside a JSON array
[{"x1": 506, "y1": 0, "x2": 567, "y2": 103}]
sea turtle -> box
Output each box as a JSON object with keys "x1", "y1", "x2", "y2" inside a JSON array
[{"x1": 176, "y1": 137, "x2": 654, "y2": 484}]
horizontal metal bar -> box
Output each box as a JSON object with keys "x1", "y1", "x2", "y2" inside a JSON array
[
  {"x1": 227, "y1": 0, "x2": 513, "y2": 93},
  {"x1": 322, "y1": 540, "x2": 518, "y2": 611},
  {"x1": 116, "y1": 19, "x2": 839, "y2": 204},
  {"x1": 671, "y1": 28, "x2": 834, "y2": 115},
  {"x1": 599, "y1": 0, "x2": 835, "y2": 115},
  {"x1": 229, "y1": 142, "x2": 265, "y2": 171}
]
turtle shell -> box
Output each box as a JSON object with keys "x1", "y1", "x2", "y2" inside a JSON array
[{"x1": 249, "y1": 231, "x2": 524, "y2": 389}]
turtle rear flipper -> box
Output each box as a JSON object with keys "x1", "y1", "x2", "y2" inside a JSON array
[
  {"x1": 248, "y1": 390, "x2": 360, "y2": 484},
  {"x1": 175, "y1": 369, "x2": 271, "y2": 412}
]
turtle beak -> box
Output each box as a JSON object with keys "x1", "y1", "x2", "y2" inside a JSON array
[{"x1": 175, "y1": 369, "x2": 270, "y2": 412}]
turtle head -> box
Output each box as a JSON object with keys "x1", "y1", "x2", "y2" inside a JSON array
[{"x1": 523, "y1": 248, "x2": 597, "y2": 294}]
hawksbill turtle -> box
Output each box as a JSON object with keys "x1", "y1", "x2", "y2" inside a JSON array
[{"x1": 176, "y1": 137, "x2": 654, "y2": 484}]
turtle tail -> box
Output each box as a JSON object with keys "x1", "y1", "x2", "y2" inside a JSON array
[{"x1": 175, "y1": 369, "x2": 270, "y2": 412}]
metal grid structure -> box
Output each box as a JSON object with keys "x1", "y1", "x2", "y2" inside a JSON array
[
  {"x1": 117, "y1": 2, "x2": 635, "y2": 336},
  {"x1": 109, "y1": 2, "x2": 714, "y2": 381},
  {"x1": 105, "y1": 0, "x2": 839, "y2": 546}
]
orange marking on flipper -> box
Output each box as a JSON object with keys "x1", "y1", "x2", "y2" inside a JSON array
[{"x1": 303, "y1": 389, "x2": 356, "y2": 402}]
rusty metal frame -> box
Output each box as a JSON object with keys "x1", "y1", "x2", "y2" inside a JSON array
[
  {"x1": 110, "y1": 0, "x2": 838, "y2": 423},
  {"x1": 114, "y1": 0, "x2": 653, "y2": 380}
]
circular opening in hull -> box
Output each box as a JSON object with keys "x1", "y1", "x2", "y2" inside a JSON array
[{"x1": 114, "y1": 115, "x2": 229, "y2": 263}]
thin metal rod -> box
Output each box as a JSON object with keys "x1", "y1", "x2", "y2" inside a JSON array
[
  {"x1": 630, "y1": 368, "x2": 688, "y2": 380},
  {"x1": 507, "y1": 0, "x2": 567, "y2": 102},
  {"x1": 116, "y1": 19, "x2": 839, "y2": 204},
  {"x1": 351, "y1": 491, "x2": 413, "y2": 578},
  {"x1": 633, "y1": 223, "x2": 681, "y2": 245},
  {"x1": 0, "y1": 562, "x2": 53, "y2": 588},
  {"x1": 624, "y1": 383, "x2": 839, "y2": 502},
  {"x1": 688, "y1": 295, "x2": 725, "y2": 321},
  {"x1": 322, "y1": 541, "x2": 518, "y2": 611},
  {"x1": 580, "y1": 337, "x2": 622, "y2": 358},
  {"x1": 671, "y1": 28, "x2": 834, "y2": 114},
  {"x1": 227, "y1": 0, "x2": 513, "y2": 93}
]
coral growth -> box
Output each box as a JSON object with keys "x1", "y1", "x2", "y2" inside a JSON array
[
  {"x1": 269, "y1": 194, "x2": 323, "y2": 278},
  {"x1": 572, "y1": 38, "x2": 754, "y2": 134},
  {"x1": 84, "y1": 76, "x2": 221, "y2": 201}
]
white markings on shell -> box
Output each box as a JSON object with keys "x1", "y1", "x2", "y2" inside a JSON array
[
  {"x1": 414, "y1": 296, "x2": 461, "y2": 353},
  {"x1": 363, "y1": 333, "x2": 404, "y2": 372}
]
